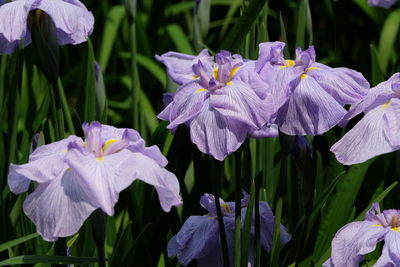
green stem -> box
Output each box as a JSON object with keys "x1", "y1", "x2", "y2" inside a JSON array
[
  {"x1": 56, "y1": 78, "x2": 75, "y2": 135},
  {"x1": 130, "y1": 22, "x2": 140, "y2": 130},
  {"x1": 234, "y1": 148, "x2": 242, "y2": 267},
  {"x1": 211, "y1": 158, "x2": 230, "y2": 267}
]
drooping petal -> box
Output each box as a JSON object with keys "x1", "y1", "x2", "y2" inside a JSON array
[
  {"x1": 248, "y1": 123, "x2": 279, "y2": 138},
  {"x1": 159, "y1": 82, "x2": 208, "y2": 130},
  {"x1": 210, "y1": 81, "x2": 276, "y2": 129},
  {"x1": 155, "y1": 49, "x2": 213, "y2": 85},
  {"x1": 23, "y1": 168, "x2": 97, "y2": 241},
  {"x1": 66, "y1": 148, "x2": 140, "y2": 215},
  {"x1": 374, "y1": 239, "x2": 400, "y2": 267},
  {"x1": 36, "y1": 0, "x2": 94, "y2": 45},
  {"x1": 277, "y1": 76, "x2": 347, "y2": 136},
  {"x1": 331, "y1": 221, "x2": 388, "y2": 267},
  {"x1": 383, "y1": 230, "x2": 400, "y2": 264},
  {"x1": 189, "y1": 100, "x2": 248, "y2": 161},
  {"x1": 0, "y1": 0, "x2": 35, "y2": 54},
  {"x1": 330, "y1": 104, "x2": 398, "y2": 165},
  {"x1": 123, "y1": 152, "x2": 182, "y2": 212},
  {"x1": 307, "y1": 67, "x2": 369, "y2": 105},
  {"x1": 339, "y1": 73, "x2": 399, "y2": 127},
  {"x1": 7, "y1": 136, "x2": 80, "y2": 189},
  {"x1": 167, "y1": 216, "x2": 219, "y2": 266},
  {"x1": 383, "y1": 98, "x2": 400, "y2": 148}
]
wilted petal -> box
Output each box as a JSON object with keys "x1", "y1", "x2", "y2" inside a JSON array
[
  {"x1": 331, "y1": 221, "x2": 388, "y2": 267},
  {"x1": 23, "y1": 168, "x2": 97, "y2": 241},
  {"x1": 156, "y1": 49, "x2": 213, "y2": 85},
  {"x1": 331, "y1": 104, "x2": 397, "y2": 165},
  {"x1": 368, "y1": 0, "x2": 396, "y2": 8},
  {"x1": 210, "y1": 81, "x2": 275, "y2": 129},
  {"x1": 189, "y1": 101, "x2": 248, "y2": 161},
  {"x1": 0, "y1": 0, "x2": 35, "y2": 54},
  {"x1": 277, "y1": 76, "x2": 347, "y2": 135},
  {"x1": 168, "y1": 216, "x2": 219, "y2": 265},
  {"x1": 36, "y1": 0, "x2": 94, "y2": 45}
]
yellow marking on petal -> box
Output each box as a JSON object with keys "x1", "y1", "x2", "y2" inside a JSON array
[
  {"x1": 300, "y1": 74, "x2": 308, "y2": 80},
  {"x1": 221, "y1": 203, "x2": 231, "y2": 214},
  {"x1": 286, "y1": 60, "x2": 295, "y2": 67},
  {"x1": 227, "y1": 81, "x2": 233, "y2": 86},
  {"x1": 102, "y1": 139, "x2": 119, "y2": 153},
  {"x1": 97, "y1": 157, "x2": 104, "y2": 162},
  {"x1": 213, "y1": 68, "x2": 219, "y2": 80},
  {"x1": 373, "y1": 224, "x2": 382, "y2": 227},
  {"x1": 195, "y1": 88, "x2": 208, "y2": 93},
  {"x1": 392, "y1": 227, "x2": 399, "y2": 232},
  {"x1": 278, "y1": 65, "x2": 287, "y2": 69},
  {"x1": 66, "y1": 168, "x2": 72, "y2": 172},
  {"x1": 192, "y1": 75, "x2": 199, "y2": 80},
  {"x1": 381, "y1": 101, "x2": 390, "y2": 110},
  {"x1": 228, "y1": 66, "x2": 240, "y2": 82},
  {"x1": 306, "y1": 67, "x2": 321, "y2": 72}
]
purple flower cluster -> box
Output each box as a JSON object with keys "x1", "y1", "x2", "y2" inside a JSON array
[
  {"x1": 8, "y1": 122, "x2": 182, "y2": 241},
  {"x1": 157, "y1": 41, "x2": 369, "y2": 160},
  {"x1": 324, "y1": 203, "x2": 400, "y2": 266},
  {"x1": 168, "y1": 193, "x2": 291, "y2": 266}
]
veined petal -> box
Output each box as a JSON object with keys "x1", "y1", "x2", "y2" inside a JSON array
[
  {"x1": 255, "y1": 41, "x2": 286, "y2": 72},
  {"x1": 383, "y1": 98, "x2": 400, "y2": 148},
  {"x1": 339, "y1": 73, "x2": 399, "y2": 127},
  {"x1": 308, "y1": 67, "x2": 369, "y2": 105},
  {"x1": 383, "y1": 230, "x2": 400, "y2": 265},
  {"x1": 331, "y1": 104, "x2": 397, "y2": 165},
  {"x1": 66, "y1": 149, "x2": 140, "y2": 215},
  {"x1": 277, "y1": 76, "x2": 347, "y2": 136},
  {"x1": 168, "y1": 216, "x2": 219, "y2": 266},
  {"x1": 155, "y1": 49, "x2": 213, "y2": 85},
  {"x1": 36, "y1": 0, "x2": 94, "y2": 45},
  {"x1": 125, "y1": 152, "x2": 182, "y2": 212},
  {"x1": 0, "y1": 0, "x2": 36, "y2": 54},
  {"x1": 162, "y1": 82, "x2": 208, "y2": 130},
  {"x1": 249, "y1": 123, "x2": 279, "y2": 138},
  {"x1": 23, "y1": 168, "x2": 97, "y2": 241},
  {"x1": 189, "y1": 101, "x2": 248, "y2": 161},
  {"x1": 331, "y1": 221, "x2": 388, "y2": 267},
  {"x1": 374, "y1": 239, "x2": 400, "y2": 267},
  {"x1": 210, "y1": 81, "x2": 276, "y2": 129},
  {"x1": 7, "y1": 136, "x2": 80, "y2": 190}
]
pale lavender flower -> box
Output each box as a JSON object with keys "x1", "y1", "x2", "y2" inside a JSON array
[
  {"x1": 0, "y1": 0, "x2": 94, "y2": 54},
  {"x1": 8, "y1": 122, "x2": 182, "y2": 241},
  {"x1": 157, "y1": 50, "x2": 278, "y2": 161},
  {"x1": 331, "y1": 73, "x2": 400, "y2": 165},
  {"x1": 368, "y1": 0, "x2": 396, "y2": 8},
  {"x1": 323, "y1": 203, "x2": 400, "y2": 267},
  {"x1": 167, "y1": 192, "x2": 291, "y2": 267},
  {"x1": 256, "y1": 41, "x2": 370, "y2": 136}
]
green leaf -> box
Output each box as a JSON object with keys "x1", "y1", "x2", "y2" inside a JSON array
[
  {"x1": 269, "y1": 198, "x2": 283, "y2": 266},
  {"x1": 295, "y1": 0, "x2": 308, "y2": 50},
  {"x1": 99, "y1": 5, "x2": 126, "y2": 71},
  {"x1": 313, "y1": 159, "x2": 375, "y2": 262},
  {"x1": 84, "y1": 39, "x2": 97, "y2": 122},
  {"x1": 166, "y1": 24, "x2": 195, "y2": 54},
  {"x1": 0, "y1": 233, "x2": 40, "y2": 252},
  {"x1": 370, "y1": 44, "x2": 384, "y2": 86},
  {"x1": 219, "y1": 0, "x2": 267, "y2": 53},
  {"x1": 378, "y1": 10, "x2": 400, "y2": 74},
  {"x1": 279, "y1": 12, "x2": 290, "y2": 58},
  {"x1": 241, "y1": 180, "x2": 255, "y2": 267},
  {"x1": 0, "y1": 255, "x2": 97, "y2": 266}
]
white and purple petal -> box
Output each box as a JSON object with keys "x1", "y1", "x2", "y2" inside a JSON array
[
  {"x1": 331, "y1": 101, "x2": 400, "y2": 165},
  {"x1": 23, "y1": 168, "x2": 97, "y2": 241},
  {"x1": 155, "y1": 49, "x2": 213, "y2": 85},
  {"x1": 277, "y1": 76, "x2": 347, "y2": 136}
]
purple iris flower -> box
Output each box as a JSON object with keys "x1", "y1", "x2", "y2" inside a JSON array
[
  {"x1": 7, "y1": 122, "x2": 182, "y2": 241},
  {"x1": 368, "y1": 0, "x2": 396, "y2": 8},
  {"x1": 167, "y1": 193, "x2": 291, "y2": 266},
  {"x1": 256, "y1": 41, "x2": 370, "y2": 136},
  {"x1": 331, "y1": 73, "x2": 400, "y2": 165},
  {"x1": 156, "y1": 49, "x2": 278, "y2": 161},
  {"x1": 0, "y1": 0, "x2": 94, "y2": 54},
  {"x1": 323, "y1": 203, "x2": 400, "y2": 267}
]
